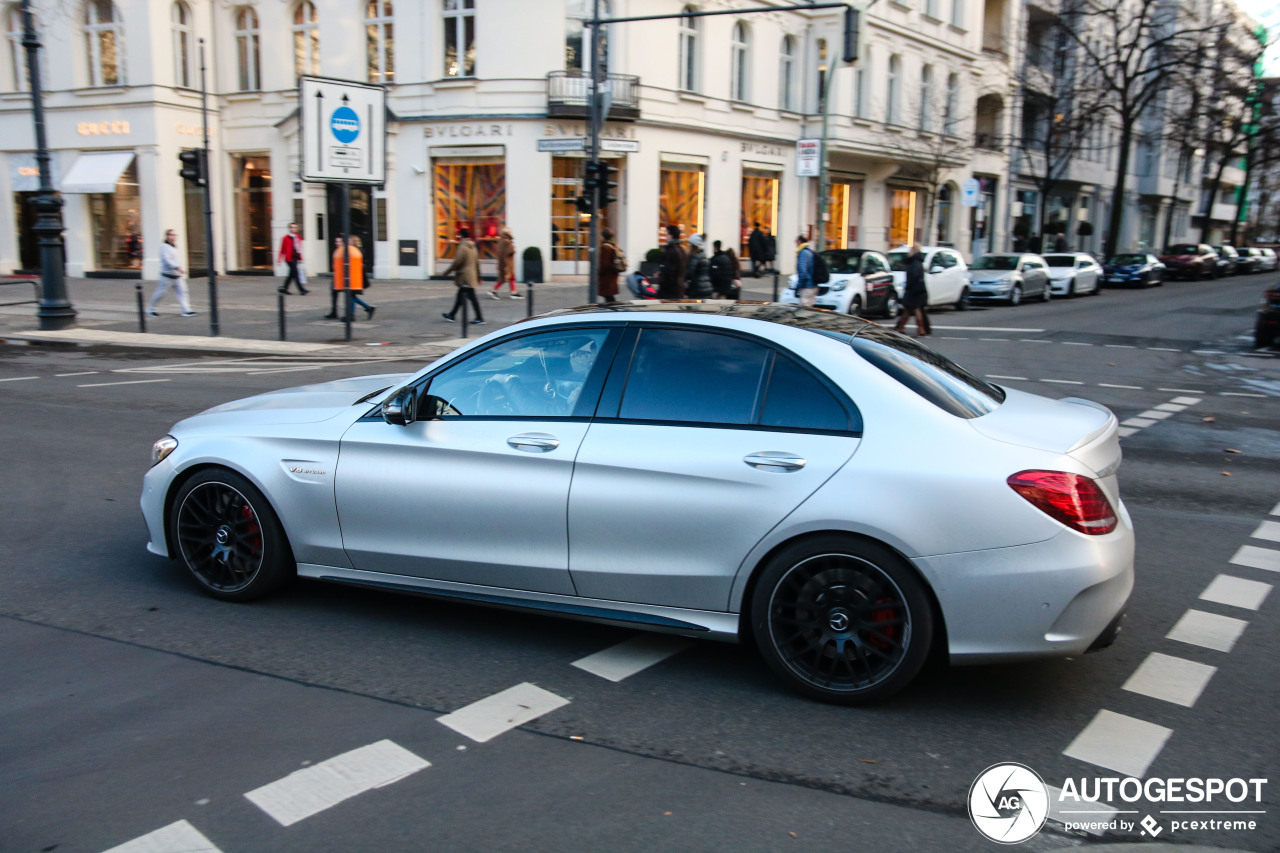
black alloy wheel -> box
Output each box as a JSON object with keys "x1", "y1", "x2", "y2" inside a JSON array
[
  {"x1": 751, "y1": 537, "x2": 933, "y2": 704},
  {"x1": 170, "y1": 468, "x2": 293, "y2": 601}
]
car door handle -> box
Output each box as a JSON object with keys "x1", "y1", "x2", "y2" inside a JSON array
[
  {"x1": 507, "y1": 433, "x2": 560, "y2": 453},
  {"x1": 744, "y1": 452, "x2": 807, "y2": 472}
]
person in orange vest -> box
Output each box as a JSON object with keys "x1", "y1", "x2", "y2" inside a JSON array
[{"x1": 326, "y1": 235, "x2": 375, "y2": 320}]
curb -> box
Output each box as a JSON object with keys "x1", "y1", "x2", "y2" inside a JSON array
[{"x1": 1, "y1": 329, "x2": 469, "y2": 360}]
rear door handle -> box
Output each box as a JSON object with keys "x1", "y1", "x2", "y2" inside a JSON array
[
  {"x1": 744, "y1": 452, "x2": 806, "y2": 472},
  {"x1": 507, "y1": 433, "x2": 560, "y2": 453}
]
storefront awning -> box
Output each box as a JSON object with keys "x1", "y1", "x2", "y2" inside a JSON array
[{"x1": 59, "y1": 151, "x2": 135, "y2": 194}]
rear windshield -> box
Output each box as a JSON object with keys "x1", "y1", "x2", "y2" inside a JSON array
[
  {"x1": 1044, "y1": 255, "x2": 1076, "y2": 267},
  {"x1": 1110, "y1": 254, "x2": 1145, "y2": 265},
  {"x1": 886, "y1": 251, "x2": 908, "y2": 271},
  {"x1": 971, "y1": 255, "x2": 1018, "y2": 271},
  {"x1": 1164, "y1": 244, "x2": 1199, "y2": 255},
  {"x1": 850, "y1": 326, "x2": 1005, "y2": 418}
]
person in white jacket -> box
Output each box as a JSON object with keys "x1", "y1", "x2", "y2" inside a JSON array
[{"x1": 148, "y1": 228, "x2": 196, "y2": 317}]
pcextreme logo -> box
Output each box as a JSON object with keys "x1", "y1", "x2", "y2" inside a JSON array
[{"x1": 968, "y1": 763, "x2": 1050, "y2": 844}]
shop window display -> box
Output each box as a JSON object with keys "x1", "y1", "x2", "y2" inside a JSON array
[
  {"x1": 435, "y1": 160, "x2": 504, "y2": 262},
  {"x1": 659, "y1": 165, "x2": 703, "y2": 244},
  {"x1": 740, "y1": 173, "x2": 777, "y2": 259},
  {"x1": 88, "y1": 158, "x2": 141, "y2": 270}
]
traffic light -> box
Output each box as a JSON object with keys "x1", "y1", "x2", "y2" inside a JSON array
[
  {"x1": 574, "y1": 193, "x2": 594, "y2": 214},
  {"x1": 842, "y1": 7, "x2": 860, "y2": 63},
  {"x1": 178, "y1": 148, "x2": 206, "y2": 187},
  {"x1": 598, "y1": 160, "x2": 618, "y2": 208}
]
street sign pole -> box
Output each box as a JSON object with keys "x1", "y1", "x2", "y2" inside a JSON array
[
  {"x1": 200, "y1": 39, "x2": 218, "y2": 336},
  {"x1": 342, "y1": 182, "x2": 352, "y2": 343},
  {"x1": 587, "y1": 0, "x2": 603, "y2": 305}
]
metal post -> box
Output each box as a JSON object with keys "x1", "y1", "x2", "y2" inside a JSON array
[
  {"x1": 526, "y1": 278, "x2": 534, "y2": 317},
  {"x1": 136, "y1": 284, "x2": 146, "y2": 332},
  {"x1": 587, "y1": 0, "x2": 603, "y2": 304},
  {"x1": 22, "y1": 0, "x2": 75, "y2": 331},
  {"x1": 199, "y1": 39, "x2": 218, "y2": 336},
  {"x1": 342, "y1": 182, "x2": 352, "y2": 342},
  {"x1": 278, "y1": 291, "x2": 286, "y2": 341},
  {"x1": 460, "y1": 290, "x2": 469, "y2": 338},
  {"x1": 815, "y1": 58, "x2": 838, "y2": 253},
  {"x1": 772, "y1": 271, "x2": 779, "y2": 302}
]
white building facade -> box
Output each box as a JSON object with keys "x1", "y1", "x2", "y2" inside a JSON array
[{"x1": 0, "y1": 0, "x2": 1018, "y2": 283}]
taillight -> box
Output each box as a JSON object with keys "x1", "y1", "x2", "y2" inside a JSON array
[{"x1": 1007, "y1": 470, "x2": 1117, "y2": 535}]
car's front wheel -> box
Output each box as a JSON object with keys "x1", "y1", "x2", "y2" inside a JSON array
[
  {"x1": 169, "y1": 468, "x2": 294, "y2": 602},
  {"x1": 1008, "y1": 284, "x2": 1023, "y2": 306},
  {"x1": 750, "y1": 536, "x2": 934, "y2": 704},
  {"x1": 847, "y1": 295, "x2": 863, "y2": 317}
]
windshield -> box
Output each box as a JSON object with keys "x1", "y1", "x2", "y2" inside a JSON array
[
  {"x1": 1109, "y1": 254, "x2": 1146, "y2": 265},
  {"x1": 1044, "y1": 255, "x2": 1077, "y2": 267},
  {"x1": 971, "y1": 256, "x2": 1018, "y2": 271},
  {"x1": 851, "y1": 326, "x2": 1005, "y2": 418},
  {"x1": 820, "y1": 250, "x2": 864, "y2": 275},
  {"x1": 886, "y1": 251, "x2": 908, "y2": 272},
  {"x1": 1164, "y1": 244, "x2": 1199, "y2": 255}
]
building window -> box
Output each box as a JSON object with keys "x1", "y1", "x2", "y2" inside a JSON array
[
  {"x1": 659, "y1": 163, "x2": 704, "y2": 240},
  {"x1": 233, "y1": 155, "x2": 272, "y2": 269},
  {"x1": 293, "y1": 1, "x2": 319, "y2": 79},
  {"x1": 88, "y1": 158, "x2": 140, "y2": 270},
  {"x1": 565, "y1": 0, "x2": 609, "y2": 74},
  {"x1": 6, "y1": 4, "x2": 41, "y2": 92},
  {"x1": 926, "y1": 0, "x2": 939, "y2": 18},
  {"x1": 944, "y1": 72, "x2": 958, "y2": 135},
  {"x1": 951, "y1": 0, "x2": 964, "y2": 27},
  {"x1": 730, "y1": 21, "x2": 749, "y2": 102},
  {"x1": 853, "y1": 44, "x2": 869, "y2": 118},
  {"x1": 365, "y1": 0, "x2": 394, "y2": 82},
  {"x1": 234, "y1": 7, "x2": 260, "y2": 91},
  {"x1": 443, "y1": 0, "x2": 473, "y2": 78},
  {"x1": 825, "y1": 182, "x2": 851, "y2": 249},
  {"x1": 936, "y1": 185, "x2": 952, "y2": 243},
  {"x1": 889, "y1": 188, "x2": 918, "y2": 247},
  {"x1": 171, "y1": 3, "x2": 192, "y2": 89},
  {"x1": 84, "y1": 0, "x2": 123, "y2": 87},
  {"x1": 678, "y1": 5, "x2": 698, "y2": 92},
  {"x1": 741, "y1": 171, "x2": 778, "y2": 259},
  {"x1": 919, "y1": 64, "x2": 933, "y2": 132},
  {"x1": 778, "y1": 35, "x2": 795, "y2": 111},
  {"x1": 886, "y1": 54, "x2": 900, "y2": 126}
]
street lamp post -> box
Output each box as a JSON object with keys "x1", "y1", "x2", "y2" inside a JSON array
[{"x1": 21, "y1": 0, "x2": 75, "y2": 330}]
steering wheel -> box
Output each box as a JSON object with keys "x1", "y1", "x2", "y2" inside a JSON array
[{"x1": 477, "y1": 375, "x2": 516, "y2": 416}]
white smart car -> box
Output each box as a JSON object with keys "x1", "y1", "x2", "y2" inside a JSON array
[
  {"x1": 886, "y1": 246, "x2": 972, "y2": 310},
  {"x1": 780, "y1": 248, "x2": 899, "y2": 318}
]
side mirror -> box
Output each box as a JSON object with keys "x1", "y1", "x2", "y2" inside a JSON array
[
  {"x1": 382, "y1": 387, "x2": 417, "y2": 426},
  {"x1": 418, "y1": 394, "x2": 460, "y2": 420}
]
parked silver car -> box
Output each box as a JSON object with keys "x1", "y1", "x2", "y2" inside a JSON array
[
  {"x1": 142, "y1": 304, "x2": 1133, "y2": 704},
  {"x1": 967, "y1": 253, "x2": 1052, "y2": 305}
]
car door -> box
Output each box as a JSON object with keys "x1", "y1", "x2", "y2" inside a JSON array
[
  {"x1": 1022, "y1": 258, "x2": 1047, "y2": 296},
  {"x1": 1076, "y1": 257, "x2": 1097, "y2": 292},
  {"x1": 334, "y1": 326, "x2": 617, "y2": 594},
  {"x1": 567, "y1": 325, "x2": 861, "y2": 612},
  {"x1": 924, "y1": 251, "x2": 955, "y2": 307}
]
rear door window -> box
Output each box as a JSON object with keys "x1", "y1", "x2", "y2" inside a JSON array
[{"x1": 618, "y1": 328, "x2": 769, "y2": 425}]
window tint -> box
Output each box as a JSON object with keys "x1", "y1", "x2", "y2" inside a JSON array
[
  {"x1": 862, "y1": 254, "x2": 887, "y2": 274},
  {"x1": 619, "y1": 328, "x2": 769, "y2": 424},
  {"x1": 425, "y1": 329, "x2": 610, "y2": 418},
  {"x1": 940, "y1": 252, "x2": 957, "y2": 268},
  {"x1": 760, "y1": 354, "x2": 854, "y2": 432},
  {"x1": 851, "y1": 326, "x2": 1004, "y2": 418}
]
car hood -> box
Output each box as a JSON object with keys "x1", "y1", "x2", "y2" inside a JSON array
[
  {"x1": 186, "y1": 373, "x2": 411, "y2": 426},
  {"x1": 969, "y1": 386, "x2": 1117, "y2": 466}
]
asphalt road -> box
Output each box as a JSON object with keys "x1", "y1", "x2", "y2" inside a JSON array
[{"x1": 0, "y1": 272, "x2": 1277, "y2": 853}]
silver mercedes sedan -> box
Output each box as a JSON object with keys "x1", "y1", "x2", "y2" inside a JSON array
[{"x1": 141, "y1": 303, "x2": 1133, "y2": 704}]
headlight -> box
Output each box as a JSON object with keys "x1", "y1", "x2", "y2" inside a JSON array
[
  {"x1": 151, "y1": 435, "x2": 178, "y2": 467},
  {"x1": 829, "y1": 281, "x2": 847, "y2": 291}
]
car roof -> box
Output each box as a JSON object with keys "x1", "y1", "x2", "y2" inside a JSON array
[{"x1": 531, "y1": 300, "x2": 878, "y2": 336}]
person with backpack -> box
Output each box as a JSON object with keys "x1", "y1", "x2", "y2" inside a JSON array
[
  {"x1": 709, "y1": 240, "x2": 734, "y2": 298},
  {"x1": 685, "y1": 234, "x2": 713, "y2": 298},
  {"x1": 598, "y1": 228, "x2": 625, "y2": 303},
  {"x1": 794, "y1": 234, "x2": 818, "y2": 307}
]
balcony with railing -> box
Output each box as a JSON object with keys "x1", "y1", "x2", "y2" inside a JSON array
[{"x1": 547, "y1": 72, "x2": 641, "y2": 121}]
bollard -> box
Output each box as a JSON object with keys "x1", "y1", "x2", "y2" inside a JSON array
[
  {"x1": 136, "y1": 284, "x2": 146, "y2": 333},
  {"x1": 460, "y1": 291, "x2": 469, "y2": 339},
  {"x1": 278, "y1": 291, "x2": 286, "y2": 341},
  {"x1": 526, "y1": 279, "x2": 534, "y2": 317},
  {"x1": 344, "y1": 288, "x2": 353, "y2": 342},
  {"x1": 772, "y1": 272, "x2": 779, "y2": 302}
]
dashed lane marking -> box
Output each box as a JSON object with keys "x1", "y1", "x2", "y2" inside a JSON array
[
  {"x1": 101, "y1": 819, "x2": 222, "y2": 853},
  {"x1": 1165, "y1": 609, "x2": 1249, "y2": 653},
  {"x1": 1099, "y1": 383, "x2": 1142, "y2": 389},
  {"x1": 1199, "y1": 575, "x2": 1273, "y2": 611},
  {"x1": 1042, "y1": 379, "x2": 1084, "y2": 385},
  {"x1": 1148, "y1": 347, "x2": 1182, "y2": 352},
  {"x1": 1105, "y1": 344, "x2": 1136, "y2": 349},
  {"x1": 55, "y1": 371, "x2": 98, "y2": 377},
  {"x1": 437, "y1": 682, "x2": 570, "y2": 743},
  {"x1": 1122, "y1": 418, "x2": 1157, "y2": 428},
  {"x1": 986, "y1": 374, "x2": 1028, "y2": 381},
  {"x1": 571, "y1": 635, "x2": 693, "y2": 682},
  {"x1": 1161, "y1": 390, "x2": 1205, "y2": 395},
  {"x1": 1136, "y1": 410, "x2": 1173, "y2": 420},
  {"x1": 1222, "y1": 392, "x2": 1267, "y2": 397},
  {"x1": 1121, "y1": 653, "x2": 1217, "y2": 708},
  {"x1": 1063, "y1": 710, "x2": 1173, "y2": 778},
  {"x1": 78, "y1": 378, "x2": 172, "y2": 388},
  {"x1": 0, "y1": 375, "x2": 36, "y2": 382},
  {"x1": 1250, "y1": 520, "x2": 1280, "y2": 543},
  {"x1": 1062, "y1": 341, "x2": 1093, "y2": 346},
  {"x1": 1229, "y1": 544, "x2": 1280, "y2": 573},
  {"x1": 1169, "y1": 395, "x2": 1203, "y2": 404},
  {"x1": 244, "y1": 739, "x2": 430, "y2": 827}
]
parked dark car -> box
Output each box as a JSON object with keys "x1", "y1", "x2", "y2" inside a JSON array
[
  {"x1": 1236, "y1": 247, "x2": 1265, "y2": 274},
  {"x1": 1159, "y1": 243, "x2": 1219, "y2": 279},
  {"x1": 1211, "y1": 245, "x2": 1239, "y2": 276},
  {"x1": 1258, "y1": 248, "x2": 1279, "y2": 272},
  {"x1": 1256, "y1": 282, "x2": 1280, "y2": 348},
  {"x1": 1102, "y1": 253, "x2": 1165, "y2": 288}
]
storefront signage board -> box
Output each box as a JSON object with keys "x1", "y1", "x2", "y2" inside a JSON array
[
  {"x1": 538, "y1": 138, "x2": 586, "y2": 152},
  {"x1": 600, "y1": 139, "x2": 640, "y2": 153},
  {"x1": 796, "y1": 139, "x2": 821, "y2": 177},
  {"x1": 961, "y1": 177, "x2": 981, "y2": 207},
  {"x1": 299, "y1": 75, "x2": 386, "y2": 184}
]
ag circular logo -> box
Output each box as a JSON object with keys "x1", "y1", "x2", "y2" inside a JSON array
[
  {"x1": 968, "y1": 763, "x2": 1050, "y2": 844},
  {"x1": 330, "y1": 106, "x2": 360, "y2": 144}
]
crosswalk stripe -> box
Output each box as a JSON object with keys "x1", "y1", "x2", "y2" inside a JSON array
[
  {"x1": 1248, "y1": 520, "x2": 1280, "y2": 544},
  {"x1": 1199, "y1": 575, "x2": 1273, "y2": 611},
  {"x1": 1063, "y1": 710, "x2": 1173, "y2": 779},
  {"x1": 1229, "y1": 544, "x2": 1280, "y2": 573},
  {"x1": 572, "y1": 635, "x2": 693, "y2": 682},
  {"x1": 1121, "y1": 653, "x2": 1216, "y2": 708},
  {"x1": 437, "y1": 682, "x2": 570, "y2": 743},
  {"x1": 101, "y1": 820, "x2": 222, "y2": 853},
  {"x1": 1165, "y1": 609, "x2": 1248, "y2": 653}
]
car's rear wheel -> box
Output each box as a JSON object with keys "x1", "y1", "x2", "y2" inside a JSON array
[
  {"x1": 169, "y1": 468, "x2": 293, "y2": 602},
  {"x1": 882, "y1": 293, "x2": 901, "y2": 319},
  {"x1": 955, "y1": 286, "x2": 970, "y2": 311},
  {"x1": 750, "y1": 537, "x2": 934, "y2": 704}
]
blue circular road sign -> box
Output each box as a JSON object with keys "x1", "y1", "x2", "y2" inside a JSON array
[{"x1": 330, "y1": 106, "x2": 360, "y2": 144}]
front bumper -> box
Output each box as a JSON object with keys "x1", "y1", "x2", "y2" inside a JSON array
[
  {"x1": 140, "y1": 458, "x2": 177, "y2": 558},
  {"x1": 968, "y1": 282, "x2": 1014, "y2": 301}
]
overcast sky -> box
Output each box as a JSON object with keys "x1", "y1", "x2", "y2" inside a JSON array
[{"x1": 1235, "y1": 0, "x2": 1280, "y2": 76}]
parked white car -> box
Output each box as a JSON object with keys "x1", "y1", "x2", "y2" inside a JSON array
[
  {"x1": 886, "y1": 246, "x2": 971, "y2": 310},
  {"x1": 781, "y1": 249, "x2": 899, "y2": 317},
  {"x1": 1044, "y1": 253, "x2": 1104, "y2": 297}
]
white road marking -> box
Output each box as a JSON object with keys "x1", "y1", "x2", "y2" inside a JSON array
[
  {"x1": 1192, "y1": 350, "x2": 1226, "y2": 355},
  {"x1": 101, "y1": 820, "x2": 222, "y2": 853},
  {"x1": 1047, "y1": 786, "x2": 1124, "y2": 836},
  {"x1": 1136, "y1": 410, "x2": 1173, "y2": 420},
  {"x1": 1062, "y1": 342, "x2": 1092, "y2": 346},
  {"x1": 1199, "y1": 575, "x2": 1272, "y2": 611},
  {"x1": 1168, "y1": 396, "x2": 1202, "y2": 404},
  {"x1": 1165, "y1": 610, "x2": 1248, "y2": 652},
  {"x1": 980, "y1": 337, "x2": 1010, "y2": 342},
  {"x1": 1153, "y1": 403, "x2": 1186, "y2": 412},
  {"x1": 1249, "y1": 520, "x2": 1280, "y2": 543},
  {"x1": 1148, "y1": 347, "x2": 1181, "y2": 352},
  {"x1": 1105, "y1": 344, "x2": 1136, "y2": 349},
  {"x1": 1221, "y1": 392, "x2": 1266, "y2": 398},
  {"x1": 437, "y1": 682, "x2": 570, "y2": 743},
  {"x1": 55, "y1": 371, "x2": 98, "y2": 377},
  {"x1": 1122, "y1": 653, "x2": 1216, "y2": 707},
  {"x1": 571, "y1": 635, "x2": 694, "y2": 682},
  {"x1": 933, "y1": 325, "x2": 1045, "y2": 332},
  {"x1": 1020, "y1": 339, "x2": 1053, "y2": 343},
  {"x1": 1118, "y1": 427, "x2": 1140, "y2": 437},
  {"x1": 1063, "y1": 710, "x2": 1173, "y2": 778},
  {"x1": 1272, "y1": 500, "x2": 1280, "y2": 516},
  {"x1": 1229, "y1": 544, "x2": 1280, "y2": 573},
  {"x1": 244, "y1": 739, "x2": 429, "y2": 827},
  {"x1": 1100, "y1": 384, "x2": 1143, "y2": 389},
  {"x1": 0, "y1": 375, "x2": 36, "y2": 382},
  {"x1": 987, "y1": 374, "x2": 1028, "y2": 381},
  {"x1": 1122, "y1": 417, "x2": 1156, "y2": 428},
  {"x1": 1043, "y1": 379, "x2": 1085, "y2": 385},
  {"x1": 78, "y1": 378, "x2": 172, "y2": 388}
]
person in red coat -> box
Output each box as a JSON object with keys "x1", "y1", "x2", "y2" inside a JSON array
[
  {"x1": 598, "y1": 228, "x2": 622, "y2": 303},
  {"x1": 277, "y1": 222, "x2": 307, "y2": 295}
]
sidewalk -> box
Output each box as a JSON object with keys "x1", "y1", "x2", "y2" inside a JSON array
[{"x1": 0, "y1": 273, "x2": 790, "y2": 360}]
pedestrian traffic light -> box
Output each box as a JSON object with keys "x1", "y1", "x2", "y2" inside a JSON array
[
  {"x1": 178, "y1": 148, "x2": 206, "y2": 187},
  {"x1": 598, "y1": 160, "x2": 618, "y2": 208},
  {"x1": 842, "y1": 7, "x2": 861, "y2": 63}
]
